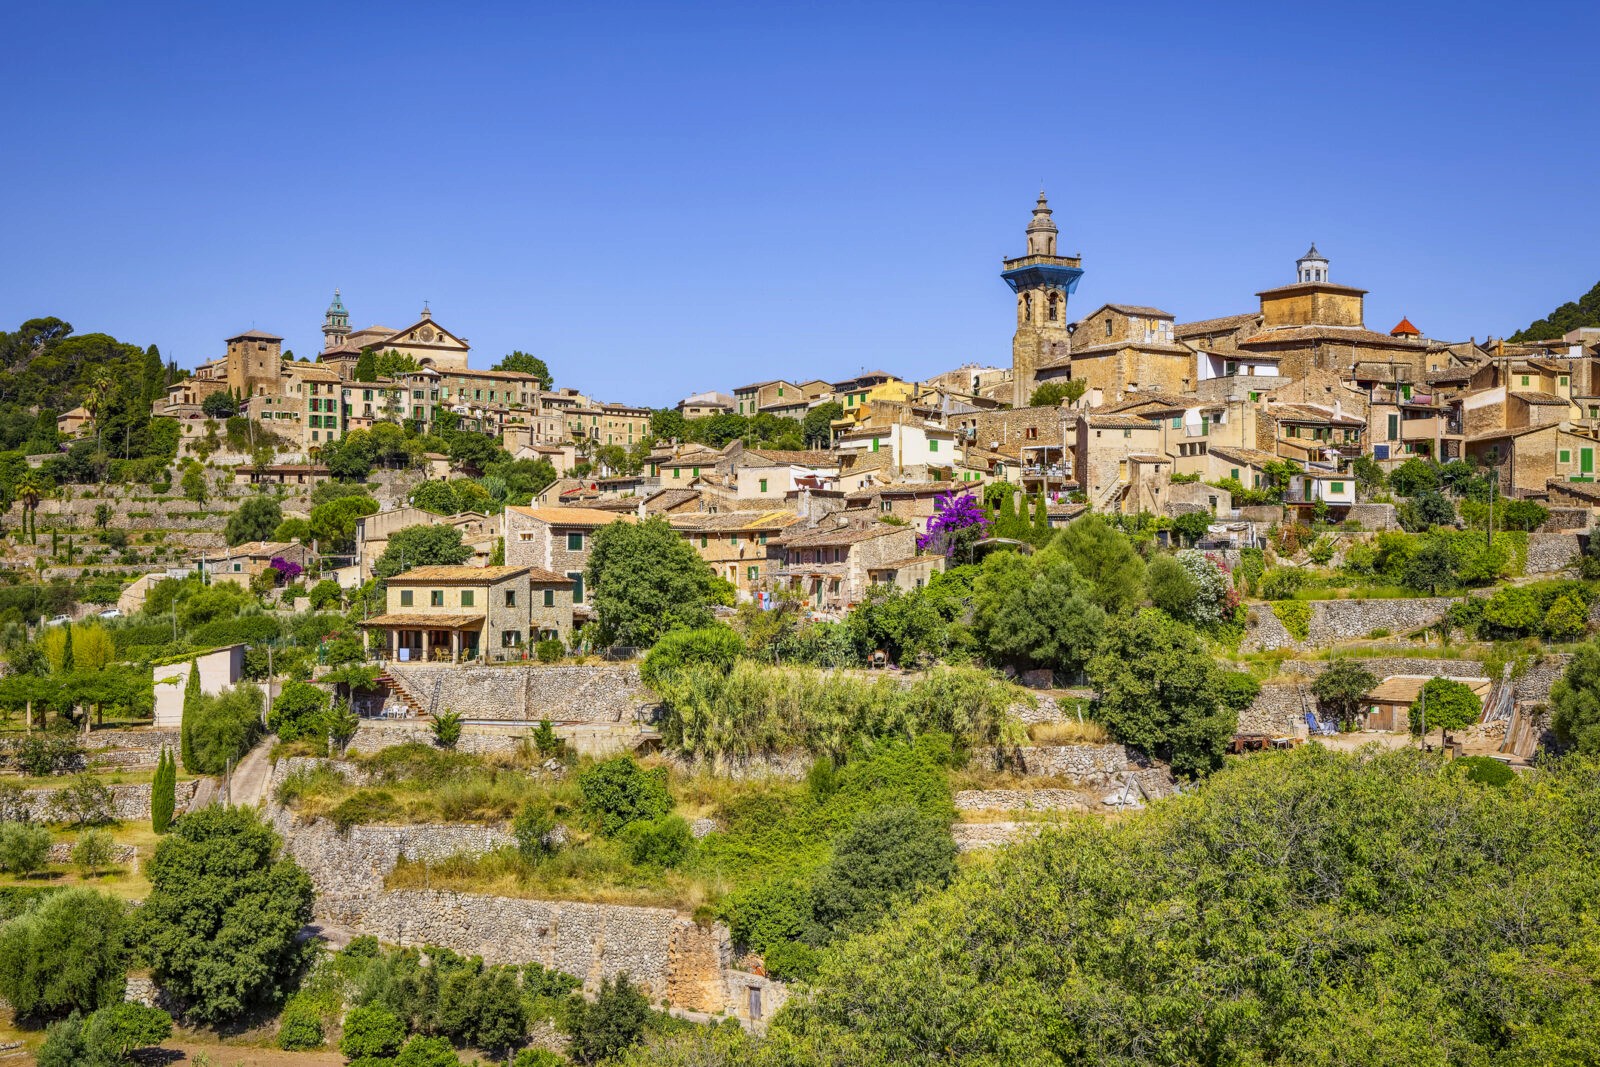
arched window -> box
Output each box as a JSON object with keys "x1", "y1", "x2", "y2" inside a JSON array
[
  {"x1": 1047, "y1": 292, "x2": 1059, "y2": 322},
  {"x1": 1022, "y1": 293, "x2": 1033, "y2": 321}
]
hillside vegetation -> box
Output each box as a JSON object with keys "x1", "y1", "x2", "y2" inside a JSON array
[{"x1": 1510, "y1": 278, "x2": 1600, "y2": 341}]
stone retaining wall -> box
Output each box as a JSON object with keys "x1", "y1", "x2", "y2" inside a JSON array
[
  {"x1": 1239, "y1": 684, "x2": 1307, "y2": 735},
  {"x1": 953, "y1": 822, "x2": 1042, "y2": 852},
  {"x1": 87, "y1": 729, "x2": 182, "y2": 769},
  {"x1": 976, "y1": 744, "x2": 1177, "y2": 799},
  {"x1": 1345, "y1": 503, "x2": 1400, "y2": 531},
  {"x1": 1245, "y1": 598, "x2": 1454, "y2": 651},
  {"x1": 385, "y1": 664, "x2": 651, "y2": 723},
  {"x1": 1540, "y1": 509, "x2": 1590, "y2": 534},
  {"x1": 14, "y1": 779, "x2": 197, "y2": 822},
  {"x1": 345, "y1": 721, "x2": 527, "y2": 758},
  {"x1": 1525, "y1": 533, "x2": 1582, "y2": 574},
  {"x1": 953, "y1": 789, "x2": 1092, "y2": 812},
  {"x1": 46, "y1": 842, "x2": 137, "y2": 865}
]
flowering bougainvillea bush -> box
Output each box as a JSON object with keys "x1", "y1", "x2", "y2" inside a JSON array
[{"x1": 917, "y1": 492, "x2": 989, "y2": 559}]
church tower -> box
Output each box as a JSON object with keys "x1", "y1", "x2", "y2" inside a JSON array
[
  {"x1": 322, "y1": 288, "x2": 350, "y2": 352},
  {"x1": 1002, "y1": 190, "x2": 1084, "y2": 407}
]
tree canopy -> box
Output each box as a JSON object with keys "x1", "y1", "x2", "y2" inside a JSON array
[
  {"x1": 1053, "y1": 515, "x2": 1147, "y2": 614},
  {"x1": 1510, "y1": 278, "x2": 1600, "y2": 341},
  {"x1": 493, "y1": 350, "x2": 551, "y2": 388},
  {"x1": 585, "y1": 517, "x2": 724, "y2": 646},
  {"x1": 374, "y1": 524, "x2": 473, "y2": 580}
]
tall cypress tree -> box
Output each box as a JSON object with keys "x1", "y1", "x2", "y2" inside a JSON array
[
  {"x1": 180, "y1": 661, "x2": 200, "y2": 771},
  {"x1": 1032, "y1": 491, "x2": 1052, "y2": 547},
  {"x1": 997, "y1": 490, "x2": 1018, "y2": 540},
  {"x1": 61, "y1": 626, "x2": 75, "y2": 674},
  {"x1": 151, "y1": 748, "x2": 176, "y2": 833}
]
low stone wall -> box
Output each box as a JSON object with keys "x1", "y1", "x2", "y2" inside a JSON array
[
  {"x1": 1345, "y1": 503, "x2": 1400, "y2": 531},
  {"x1": 977, "y1": 744, "x2": 1177, "y2": 799},
  {"x1": 665, "y1": 752, "x2": 809, "y2": 781},
  {"x1": 1245, "y1": 598, "x2": 1454, "y2": 651},
  {"x1": 1525, "y1": 533, "x2": 1582, "y2": 574},
  {"x1": 953, "y1": 822, "x2": 1043, "y2": 852},
  {"x1": 1513, "y1": 655, "x2": 1571, "y2": 706},
  {"x1": 953, "y1": 789, "x2": 1092, "y2": 812},
  {"x1": 267, "y1": 816, "x2": 512, "y2": 898},
  {"x1": 317, "y1": 889, "x2": 782, "y2": 1025},
  {"x1": 1540, "y1": 508, "x2": 1590, "y2": 534},
  {"x1": 47, "y1": 842, "x2": 137, "y2": 865},
  {"x1": 385, "y1": 664, "x2": 651, "y2": 723},
  {"x1": 346, "y1": 721, "x2": 527, "y2": 758},
  {"x1": 1279, "y1": 656, "x2": 1487, "y2": 682},
  {"x1": 14, "y1": 779, "x2": 198, "y2": 822},
  {"x1": 1239, "y1": 684, "x2": 1306, "y2": 735},
  {"x1": 87, "y1": 729, "x2": 182, "y2": 769}
]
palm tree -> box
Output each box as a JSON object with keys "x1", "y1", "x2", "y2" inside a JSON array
[
  {"x1": 83, "y1": 371, "x2": 115, "y2": 454},
  {"x1": 15, "y1": 474, "x2": 46, "y2": 544}
]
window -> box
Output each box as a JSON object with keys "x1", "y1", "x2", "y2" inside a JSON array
[
  {"x1": 461, "y1": 590, "x2": 475, "y2": 607},
  {"x1": 1522, "y1": 376, "x2": 1530, "y2": 387},
  {"x1": 502, "y1": 630, "x2": 522, "y2": 647},
  {"x1": 1122, "y1": 429, "x2": 1131, "y2": 438},
  {"x1": 567, "y1": 532, "x2": 584, "y2": 551},
  {"x1": 400, "y1": 590, "x2": 414, "y2": 606},
  {"x1": 363, "y1": 389, "x2": 373, "y2": 401},
  {"x1": 1330, "y1": 482, "x2": 1345, "y2": 493},
  {"x1": 1171, "y1": 417, "x2": 1181, "y2": 429},
  {"x1": 692, "y1": 467, "x2": 700, "y2": 477},
  {"x1": 1230, "y1": 468, "x2": 1239, "y2": 480},
  {"x1": 1561, "y1": 450, "x2": 1571, "y2": 463},
  {"x1": 1560, "y1": 376, "x2": 1570, "y2": 386},
  {"x1": 543, "y1": 588, "x2": 554, "y2": 607},
  {"x1": 870, "y1": 438, "x2": 880, "y2": 452},
  {"x1": 430, "y1": 590, "x2": 444, "y2": 607},
  {"x1": 567, "y1": 572, "x2": 584, "y2": 603},
  {"x1": 758, "y1": 478, "x2": 768, "y2": 493},
  {"x1": 730, "y1": 535, "x2": 739, "y2": 546},
  {"x1": 504, "y1": 590, "x2": 516, "y2": 607},
  {"x1": 881, "y1": 500, "x2": 892, "y2": 513},
  {"x1": 758, "y1": 532, "x2": 768, "y2": 544},
  {"x1": 746, "y1": 566, "x2": 759, "y2": 581},
  {"x1": 929, "y1": 439, "x2": 939, "y2": 452},
  {"x1": 673, "y1": 468, "x2": 681, "y2": 479},
  {"x1": 1104, "y1": 318, "x2": 1112, "y2": 337}
]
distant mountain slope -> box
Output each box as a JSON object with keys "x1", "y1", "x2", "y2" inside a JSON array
[{"x1": 1510, "y1": 279, "x2": 1600, "y2": 341}]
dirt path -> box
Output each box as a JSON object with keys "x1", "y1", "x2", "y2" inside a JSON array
[{"x1": 222, "y1": 739, "x2": 275, "y2": 808}]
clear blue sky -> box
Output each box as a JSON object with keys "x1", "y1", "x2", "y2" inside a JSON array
[{"x1": 3, "y1": 1, "x2": 1596, "y2": 405}]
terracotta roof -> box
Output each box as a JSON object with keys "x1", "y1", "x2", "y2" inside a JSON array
[
  {"x1": 741, "y1": 449, "x2": 838, "y2": 467},
  {"x1": 1365, "y1": 675, "x2": 1490, "y2": 704},
  {"x1": 360, "y1": 612, "x2": 484, "y2": 629},
  {"x1": 286, "y1": 364, "x2": 342, "y2": 381},
  {"x1": 1086, "y1": 414, "x2": 1159, "y2": 429},
  {"x1": 1174, "y1": 313, "x2": 1261, "y2": 337},
  {"x1": 1270, "y1": 403, "x2": 1365, "y2": 426},
  {"x1": 780, "y1": 523, "x2": 908, "y2": 548},
  {"x1": 203, "y1": 540, "x2": 295, "y2": 561},
  {"x1": 732, "y1": 379, "x2": 790, "y2": 393},
  {"x1": 1424, "y1": 367, "x2": 1474, "y2": 383},
  {"x1": 524, "y1": 568, "x2": 577, "y2": 584},
  {"x1": 1208, "y1": 445, "x2": 1282, "y2": 468},
  {"x1": 226, "y1": 329, "x2": 283, "y2": 342},
  {"x1": 868, "y1": 554, "x2": 945, "y2": 570},
  {"x1": 1254, "y1": 281, "x2": 1369, "y2": 298},
  {"x1": 1513, "y1": 391, "x2": 1574, "y2": 406},
  {"x1": 1390, "y1": 317, "x2": 1422, "y2": 337},
  {"x1": 1240, "y1": 326, "x2": 1420, "y2": 348},
  {"x1": 507, "y1": 506, "x2": 634, "y2": 527},
  {"x1": 845, "y1": 481, "x2": 967, "y2": 500},
  {"x1": 1126, "y1": 452, "x2": 1167, "y2": 462},
  {"x1": 669, "y1": 510, "x2": 803, "y2": 532},
  {"x1": 1098, "y1": 303, "x2": 1175, "y2": 318},
  {"x1": 1465, "y1": 425, "x2": 1551, "y2": 443},
  {"x1": 387, "y1": 566, "x2": 529, "y2": 583}
]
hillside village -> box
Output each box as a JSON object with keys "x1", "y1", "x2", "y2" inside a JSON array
[{"x1": 2, "y1": 194, "x2": 1600, "y2": 1064}]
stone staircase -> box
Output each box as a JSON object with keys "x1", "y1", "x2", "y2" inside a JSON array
[{"x1": 376, "y1": 672, "x2": 430, "y2": 718}]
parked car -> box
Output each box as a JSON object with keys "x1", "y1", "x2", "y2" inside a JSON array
[
  {"x1": 45, "y1": 614, "x2": 71, "y2": 626},
  {"x1": 97, "y1": 608, "x2": 123, "y2": 619}
]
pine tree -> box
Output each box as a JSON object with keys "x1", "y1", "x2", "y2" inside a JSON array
[
  {"x1": 353, "y1": 348, "x2": 378, "y2": 382},
  {"x1": 180, "y1": 661, "x2": 200, "y2": 772},
  {"x1": 997, "y1": 491, "x2": 1018, "y2": 540},
  {"x1": 1032, "y1": 491, "x2": 1052, "y2": 546},
  {"x1": 151, "y1": 748, "x2": 176, "y2": 833}
]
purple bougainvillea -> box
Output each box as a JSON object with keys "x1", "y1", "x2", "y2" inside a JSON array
[
  {"x1": 269, "y1": 556, "x2": 303, "y2": 583},
  {"x1": 918, "y1": 491, "x2": 990, "y2": 559}
]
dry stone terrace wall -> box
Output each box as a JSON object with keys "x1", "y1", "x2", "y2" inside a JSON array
[
  {"x1": 1525, "y1": 533, "x2": 1582, "y2": 574},
  {"x1": 1245, "y1": 598, "x2": 1454, "y2": 651},
  {"x1": 86, "y1": 729, "x2": 182, "y2": 769},
  {"x1": 1239, "y1": 684, "x2": 1306, "y2": 735},
  {"x1": 14, "y1": 779, "x2": 197, "y2": 822},
  {"x1": 385, "y1": 663, "x2": 650, "y2": 723},
  {"x1": 978, "y1": 744, "x2": 1178, "y2": 799}
]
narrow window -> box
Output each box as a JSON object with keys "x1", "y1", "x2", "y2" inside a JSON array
[
  {"x1": 401, "y1": 590, "x2": 414, "y2": 606},
  {"x1": 461, "y1": 590, "x2": 475, "y2": 607},
  {"x1": 430, "y1": 590, "x2": 444, "y2": 607},
  {"x1": 567, "y1": 532, "x2": 583, "y2": 551},
  {"x1": 505, "y1": 590, "x2": 516, "y2": 607},
  {"x1": 543, "y1": 588, "x2": 554, "y2": 607},
  {"x1": 568, "y1": 572, "x2": 584, "y2": 603}
]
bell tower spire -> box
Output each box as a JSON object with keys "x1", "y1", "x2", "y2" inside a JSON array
[
  {"x1": 1002, "y1": 189, "x2": 1084, "y2": 407},
  {"x1": 322, "y1": 288, "x2": 350, "y2": 352}
]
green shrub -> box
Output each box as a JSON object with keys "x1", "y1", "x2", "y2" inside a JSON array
[
  {"x1": 808, "y1": 805, "x2": 957, "y2": 943},
  {"x1": 763, "y1": 938, "x2": 821, "y2": 981},
  {"x1": 1455, "y1": 755, "x2": 1515, "y2": 788},
  {"x1": 1271, "y1": 601, "x2": 1312, "y2": 642},
  {"x1": 513, "y1": 801, "x2": 558, "y2": 860},
  {"x1": 0, "y1": 823, "x2": 53, "y2": 875},
  {"x1": 0, "y1": 887, "x2": 127, "y2": 1019},
  {"x1": 531, "y1": 718, "x2": 564, "y2": 758},
  {"x1": 268, "y1": 681, "x2": 329, "y2": 743},
  {"x1": 578, "y1": 756, "x2": 672, "y2": 836},
  {"x1": 329, "y1": 790, "x2": 404, "y2": 831},
  {"x1": 535, "y1": 638, "x2": 564, "y2": 663},
  {"x1": 621, "y1": 814, "x2": 694, "y2": 868},
  {"x1": 72, "y1": 830, "x2": 115, "y2": 875},
  {"x1": 564, "y1": 972, "x2": 650, "y2": 1064},
  {"x1": 431, "y1": 709, "x2": 463, "y2": 749},
  {"x1": 640, "y1": 625, "x2": 745, "y2": 689},
  {"x1": 1260, "y1": 566, "x2": 1306, "y2": 601},
  {"x1": 276, "y1": 994, "x2": 324, "y2": 1050},
  {"x1": 394, "y1": 1034, "x2": 458, "y2": 1067},
  {"x1": 340, "y1": 1004, "x2": 404, "y2": 1060}
]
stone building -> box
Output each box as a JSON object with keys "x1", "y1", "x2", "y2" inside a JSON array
[
  {"x1": 504, "y1": 506, "x2": 633, "y2": 604},
  {"x1": 1033, "y1": 304, "x2": 1192, "y2": 404},
  {"x1": 775, "y1": 521, "x2": 920, "y2": 612},
  {"x1": 362, "y1": 565, "x2": 534, "y2": 661},
  {"x1": 668, "y1": 510, "x2": 802, "y2": 598},
  {"x1": 319, "y1": 300, "x2": 472, "y2": 373},
  {"x1": 200, "y1": 540, "x2": 310, "y2": 586},
  {"x1": 356, "y1": 507, "x2": 499, "y2": 580},
  {"x1": 734, "y1": 449, "x2": 839, "y2": 499},
  {"x1": 1075, "y1": 413, "x2": 1165, "y2": 513},
  {"x1": 1002, "y1": 190, "x2": 1084, "y2": 407}
]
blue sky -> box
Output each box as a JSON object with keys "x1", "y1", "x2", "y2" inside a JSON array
[{"x1": 3, "y1": 0, "x2": 1596, "y2": 405}]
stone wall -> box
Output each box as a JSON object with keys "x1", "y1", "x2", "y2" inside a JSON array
[
  {"x1": 1279, "y1": 656, "x2": 1488, "y2": 681},
  {"x1": 953, "y1": 788, "x2": 1092, "y2": 812},
  {"x1": 345, "y1": 721, "x2": 526, "y2": 758},
  {"x1": 978, "y1": 743, "x2": 1177, "y2": 799},
  {"x1": 1344, "y1": 502, "x2": 1400, "y2": 531},
  {"x1": 953, "y1": 822, "x2": 1042, "y2": 852},
  {"x1": 15, "y1": 779, "x2": 198, "y2": 822},
  {"x1": 385, "y1": 664, "x2": 650, "y2": 723},
  {"x1": 1513, "y1": 654, "x2": 1571, "y2": 706},
  {"x1": 86, "y1": 729, "x2": 182, "y2": 769},
  {"x1": 1239, "y1": 684, "x2": 1306, "y2": 735},
  {"x1": 1540, "y1": 508, "x2": 1590, "y2": 533},
  {"x1": 1244, "y1": 598, "x2": 1453, "y2": 651},
  {"x1": 1525, "y1": 533, "x2": 1581, "y2": 574}
]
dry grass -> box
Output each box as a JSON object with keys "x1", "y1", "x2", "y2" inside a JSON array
[
  {"x1": 386, "y1": 847, "x2": 725, "y2": 912},
  {"x1": 1027, "y1": 719, "x2": 1110, "y2": 744}
]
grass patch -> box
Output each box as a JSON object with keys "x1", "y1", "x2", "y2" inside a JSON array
[{"x1": 1027, "y1": 720, "x2": 1111, "y2": 745}]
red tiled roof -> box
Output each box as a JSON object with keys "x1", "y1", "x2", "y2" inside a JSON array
[{"x1": 1390, "y1": 317, "x2": 1422, "y2": 337}]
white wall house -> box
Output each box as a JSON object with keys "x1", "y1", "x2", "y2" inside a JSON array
[{"x1": 153, "y1": 644, "x2": 246, "y2": 727}]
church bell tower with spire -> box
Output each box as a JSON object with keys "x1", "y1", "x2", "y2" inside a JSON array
[
  {"x1": 322, "y1": 288, "x2": 350, "y2": 352},
  {"x1": 1002, "y1": 190, "x2": 1084, "y2": 407}
]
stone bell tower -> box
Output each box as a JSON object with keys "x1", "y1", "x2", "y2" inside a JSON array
[
  {"x1": 1002, "y1": 190, "x2": 1084, "y2": 407},
  {"x1": 322, "y1": 288, "x2": 350, "y2": 352}
]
